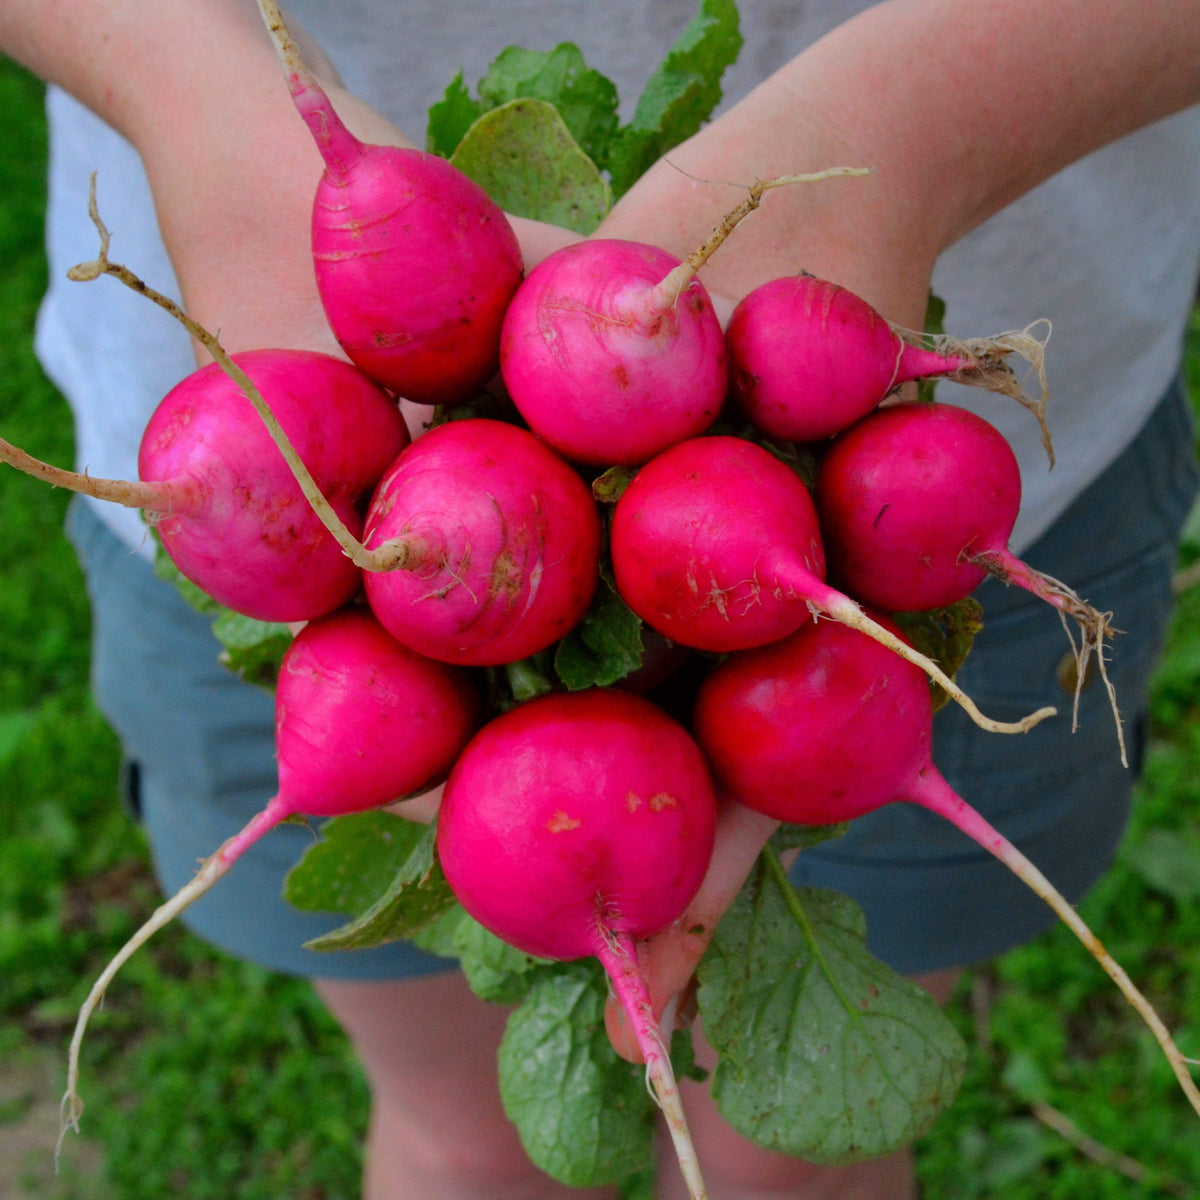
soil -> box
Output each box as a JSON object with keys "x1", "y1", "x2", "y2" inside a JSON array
[{"x1": 0, "y1": 1052, "x2": 104, "y2": 1200}]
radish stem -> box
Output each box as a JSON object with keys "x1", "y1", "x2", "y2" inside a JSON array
[
  {"x1": 0, "y1": 435, "x2": 195, "y2": 512},
  {"x1": 57, "y1": 799, "x2": 291, "y2": 1158},
  {"x1": 594, "y1": 926, "x2": 707, "y2": 1200},
  {"x1": 654, "y1": 168, "x2": 871, "y2": 308},
  {"x1": 911, "y1": 767, "x2": 1200, "y2": 1121},
  {"x1": 763, "y1": 547, "x2": 1058, "y2": 736},
  {"x1": 66, "y1": 178, "x2": 413, "y2": 573},
  {"x1": 255, "y1": 0, "x2": 362, "y2": 175}
]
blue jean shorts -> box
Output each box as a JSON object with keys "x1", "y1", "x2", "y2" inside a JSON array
[{"x1": 68, "y1": 377, "x2": 1198, "y2": 979}]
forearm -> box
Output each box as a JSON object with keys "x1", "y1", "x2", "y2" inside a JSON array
[
  {"x1": 600, "y1": 0, "x2": 1200, "y2": 325},
  {"x1": 3, "y1": 1, "x2": 579, "y2": 355},
  {"x1": 2, "y1": 3, "x2": 335, "y2": 351}
]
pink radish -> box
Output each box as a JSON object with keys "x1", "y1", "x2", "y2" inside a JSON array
[
  {"x1": 691, "y1": 614, "x2": 1200, "y2": 1122},
  {"x1": 257, "y1": 0, "x2": 523, "y2": 405},
  {"x1": 499, "y1": 239, "x2": 726, "y2": 465},
  {"x1": 813, "y1": 400, "x2": 1122, "y2": 757},
  {"x1": 609, "y1": 434, "x2": 1053, "y2": 735},
  {"x1": 437, "y1": 688, "x2": 718, "y2": 1199},
  {"x1": 361, "y1": 418, "x2": 602, "y2": 665},
  {"x1": 60, "y1": 607, "x2": 482, "y2": 1140},
  {"x1": 726, "y1": 273, "x2": 1051, "y2": 450},
  {"x1": 0, "y1": 349, "x2": 408, "y2": 622}
]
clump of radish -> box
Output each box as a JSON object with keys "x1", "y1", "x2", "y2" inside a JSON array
[
  {"x1": 0, "y1": 348, "x2": 408, "y2": 621},
  {"x1": 437, "y1": 688, "x2": 718, "y2": 1200},
  {"x1": 361, "y1": 418, "x2": 603, "y2": 665},
  {"x1": 60, "y1": 607, "x2": 482, "y2": 1144},
  {"x1": 691, "y1": 615, "x2": 1200, "y2": 1121},
  {"x1": 256, "y1": 0, "x2": 523, "y2": 405},
  {"x1": 725, "y1": 273, "x2": 1052, "y2": 453},
  {"x1": 813, "y1": 400, "x2": 1122, "y2": 758},
  {"x1": 609, "y1": 433, "x2": 1054, "y2": 735}
]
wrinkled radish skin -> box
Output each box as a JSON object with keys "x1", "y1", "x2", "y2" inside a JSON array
[
  {"x1": 311, "y1": 152, "x2": 523, "y2": 404},
  {"x1": 258, "y1": 0, "x2": 523, "y2": 405},
  {"x1": 362, "y1": 419, "x2": 602, "y2": 665}
]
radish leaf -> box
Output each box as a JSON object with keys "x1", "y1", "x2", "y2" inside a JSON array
[
  {"x1": 554, "y1": 575, "x2": 645, "y2": 689},
  {"x1": 425, "y1": 70, "x2": 486, "y2": 158},
  {"x1": 450, "y1": 98, "x2": 610, "y2": 233},
  {"x1": 414, "y1": 903, "x2": 553, "y2": 1003},
  {"x1": 283, "y1": 813, "x2": 457, "y2": 951},
  {"x1": 283, "y1": 810, "x2": 423, "y2": 915},
  {"x1": 475, "y1": 43, "x2": 619, "y2": 168},
  {"x1": 498, "y1": 961, "x2": 656, "y2": 1187},
  {"x1": 698, "y1": 850, "x2": 967, "y2": 1163},
  {"x1": 607, "y1": 0, "x2": 743, "y2": 196}
]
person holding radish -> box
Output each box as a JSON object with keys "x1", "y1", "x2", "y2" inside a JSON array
[{"x1": 3, "y1": 0, "x2": 1200, "y2": 1197}]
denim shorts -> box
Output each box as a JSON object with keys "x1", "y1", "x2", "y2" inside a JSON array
[{"x1": 68, "y1": 377, "x2": 1198, "y2": 979}]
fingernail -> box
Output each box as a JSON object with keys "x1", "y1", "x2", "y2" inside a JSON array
[{"x1": 660, "y1": 994, "x2": 679, "y2": 1043}]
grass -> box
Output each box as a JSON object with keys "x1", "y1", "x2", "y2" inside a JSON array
[{"x1": 2, "y1": 52, "x2": 1200, "y2": 1200}]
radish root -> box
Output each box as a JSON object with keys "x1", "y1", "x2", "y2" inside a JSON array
[
  {"x1": 762, "y1": 548, "x2": 1058, "y2": 736},
  {"x1": 898, "y1": 320, "x2": 1054, "y2": 466},
  {"x1": 971, "y1": 547, "x2": 1125, "y2": 765},
  {"x1": 56, "y1": 802, "x2": 285, "y2": 1161},
  {"x1": 595, "y1": 926, "x2": 708, "y2": 1200},
  {"x1": 0, "y1": 435, "x2": 188, "y2": 512},
  {"x1": 654, "y1": 168, "x2": 872, "y2": 308},
  {"x1": 915, "y1": 778, "x2": 1200, "y2": 1122},
  {"x1": 821, "y1": 594, "x2": 1057, "y2": 736}
]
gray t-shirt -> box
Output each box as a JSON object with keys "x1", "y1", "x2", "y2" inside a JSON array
[{"x1": 35, "y1": 0, "x2": 1200, "y2": 555}]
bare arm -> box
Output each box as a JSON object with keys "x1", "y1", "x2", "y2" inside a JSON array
[
  {"x1": 600, "y1": 0, "x2": 1200, "y2": 328},
  {"x1": 0, "y1": 1, "x2": 575, "y2": 359}
]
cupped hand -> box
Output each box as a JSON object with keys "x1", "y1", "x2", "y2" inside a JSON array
[{"x1": 605, "y1": 798, "x2": 780, "y2": 1062}]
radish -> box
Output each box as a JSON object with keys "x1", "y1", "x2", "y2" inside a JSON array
[
  {"x1": 609, "y1": 433, "x2": 1054, "y2": 735},
  {"x1": 256, "y1": 0, "x2": 523, "y2": 405},
  {"x1": 813, "y1": 400, "x2": 1122, "y2": 758},
  {"x1": 60, "y1": 607, "x2": 482, "y2": 1142},
  {"x1": 691, "y1": 615, "x2": 1200, "y2": 1122},
  {"x1": 361, "y1": 418, "x2": 603, "y2": 665},
  {"x1": 0, "y1": 349, "x2": 408, "y2": 622},
  {"x1": 437, "y1": 688, "x2": 718, "y2": 1199},
  {"x1": 725, "y1": 273, "x2": 1051, "y2": 453},
  {"x1": 498, "y1": 238, "x2": 727, "y2": 465}
]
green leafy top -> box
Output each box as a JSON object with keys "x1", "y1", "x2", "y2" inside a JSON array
[{"x1": 427, "y1": 0, "x2": 742, "y2": 204}]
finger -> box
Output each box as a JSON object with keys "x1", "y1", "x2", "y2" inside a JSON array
[{"x1": 605, "y1": 800, "x2": 779, "y2": 1062}]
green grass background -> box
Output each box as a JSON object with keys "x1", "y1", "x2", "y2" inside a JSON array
[{"x1": 2, "y1": 55, "x2": 1199, "y2": 1199}]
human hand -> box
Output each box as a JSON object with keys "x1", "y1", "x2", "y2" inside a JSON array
[{"x1": 604, "y1": 798, "x2": 780, "y2": 1062}]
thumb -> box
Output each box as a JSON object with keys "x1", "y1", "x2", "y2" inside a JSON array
[{"x1": 605, "y1": 800, "x2": 780, "y2": 1063}]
